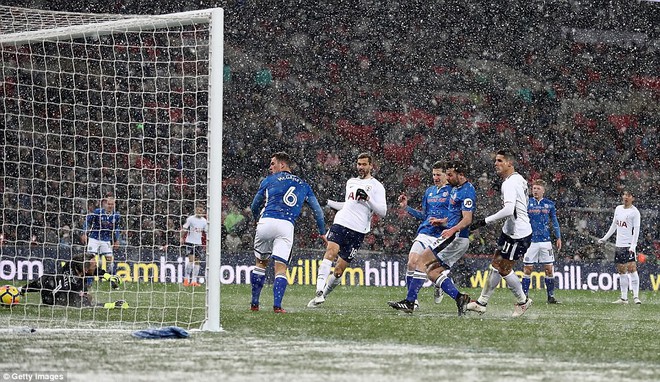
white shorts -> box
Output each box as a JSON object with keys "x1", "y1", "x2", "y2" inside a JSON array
[
  {"x1": 523, "y1": 242, "x2": 555, "y2": 265},
  {"x1": 87, "y1": 237, "x2": 113, "y2": 257},
  {"x1": 436, "y1": 237, "x2": 470, "y2": 268},
  {"x1": 253, "y1": 218, "x2": 295, "y2": 265},
  {"x1": 409, "y1": 233, "x2": 439, "y2": 255}
]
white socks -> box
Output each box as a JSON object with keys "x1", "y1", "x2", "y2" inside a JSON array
[
  {"x1": 477, "y1": 267, "x2": 502, "y2": 305},
  {"x1": 503, "y1": 271, "x2": 527, "y2": 304},
  {"x1": 316, "y1": 259, "x2": 333, "y2": 293},
  {"x1": 619, "y1": 273, "x2": 630, "y2": 300},
  {"x1": 630, "y1": 271, "x2": 640, "y2": 299}
]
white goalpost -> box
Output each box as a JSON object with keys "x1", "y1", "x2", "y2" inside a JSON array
[{"x1": 0, "y1": 6, "x2": 223, "y2": 331}]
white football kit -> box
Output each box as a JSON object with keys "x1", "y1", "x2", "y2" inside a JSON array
[
  {"x1": 600, "y1": 205, "x2": 641, "y2": 252},
  {"x1": 183, "y1": 215, "x2": 208, "y2": 245},
  {"x1": 486, "y1": 172, "x2": 532, "y2": 239},
  {"x1": 329, "y1": 177, "x2": 387, "y2": 233}
]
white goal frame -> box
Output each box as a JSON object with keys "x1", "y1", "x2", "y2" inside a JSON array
[{"x1": 0, "y1": 6, "x2": 224, "y2": 332}]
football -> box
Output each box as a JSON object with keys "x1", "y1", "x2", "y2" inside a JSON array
[{"x1": 0, "y1": 285, "x2": 21, "y2": 306}]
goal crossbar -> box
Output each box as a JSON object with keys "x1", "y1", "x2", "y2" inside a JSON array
[{"x1": 0, "y1": 6, "x2": 216, "y2": 45}]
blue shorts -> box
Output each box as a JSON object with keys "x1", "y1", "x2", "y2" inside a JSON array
[
  {"x1": 614, "y1": 247, "x2": 635, "y2": 264},
  {"x1": 326, "y1": 224, "x2": 365, "y2": 263},
  {"x1": 497, "y1": 233, "x2": 531, "y2": 261}
]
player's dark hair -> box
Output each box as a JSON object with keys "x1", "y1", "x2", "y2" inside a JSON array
[
  {"x1": 357, "y1": 152, "x2": 373, "y2": 164},
  {"x1": 272, "y1": 151, "x2": 292, "y2": 167},
  {"x1": 432, "y1": 161, "x2": 448, "y2": 170},
  {"x1": 496, "y1": 148, "x2": 517, "y2": 163},
  {"x1": 622, "y1": 188, "x2": 635, "y2": 197},
  {"x1": 448, "y1": 160, "x2": 468, "y2": 175}
]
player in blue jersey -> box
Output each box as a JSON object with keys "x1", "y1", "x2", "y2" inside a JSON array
[
  {"x1": 81, "y1": 196, "x2": 122, "y2": 275},
  {"x1": 388, "y1": 160, "x2": 475, "y2": 316},
  {"x1": 249, "y1": 151, "x2": 327, "y2": 313},
  {"x1": 521, "y1": 179, "x2": 562, "y2": 304},
  {"x1": 397, "y1": 161, "x2": 452, "y2": 308}
]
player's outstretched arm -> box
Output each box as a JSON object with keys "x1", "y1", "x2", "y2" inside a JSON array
[
  {"x1": 487, "y1": 200, "x2": 515, "y2": 223},
  {"x1": 327, "y1": 199, "x2": 344, "y2": 210},
  {"x1": 19, "y1": 277, "x2": 44, "y2": 294},
  {"x1": 307, "y1": 193, "x2": 327, "y2": 235}
]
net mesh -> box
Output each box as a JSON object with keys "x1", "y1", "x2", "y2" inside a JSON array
[
  {"x1": 0, "y1": 5, "x2": 214, "y2": 329},
  {"x1": 0, "y1": 6, "x2": 135, "y2": 36}
]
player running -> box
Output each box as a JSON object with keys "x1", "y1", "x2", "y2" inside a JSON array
[
  {"x1": 398, "y1": 160, "x2": 452, "y2": 308},
  {"x1": 307, "y1": 152, "x2": 387, "y2": 308},
  {"x1": 388, "y1": 160, "x2": 475, "y2": 316},
  {"x1": 468, "y1": 149, "x2": 533, "y2": 317}
]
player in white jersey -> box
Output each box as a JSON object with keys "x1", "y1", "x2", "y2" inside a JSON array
[
  {"x1": 467, "y1": 149, "x2": 533, "y2": 317},
  {"x1": 598, "y1": 190, "x2": 642, "y2": 304},
  {"x1": 307, "y1": 152, "x2": 387, "y2": 307},
  {"x1": 180, "y1": 205, "x2": 208, "y2": 287}
]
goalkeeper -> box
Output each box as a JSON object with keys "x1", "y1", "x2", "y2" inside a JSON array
[{"x1": 19, "y1": 254, "x2": 128, "y2": 309}]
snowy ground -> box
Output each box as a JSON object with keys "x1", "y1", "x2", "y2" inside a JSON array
[{"x1": 3, "y1": 329, "x2": 655, "y2": 382}]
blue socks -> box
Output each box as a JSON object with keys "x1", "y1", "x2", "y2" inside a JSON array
[
  {"x1": 440, "y1": 277, "x2": 460, "y2": 300},
  {"x1": 521, "y1": 275, "x2": 531, "y2": 296},
  {"x1": 406, "y1": 276, "x2": 425, "y2": 302},
  {"x1": 250, "y1": 267, "x2": 266, "y2": 306},
  {"x1": 273, "y1": 275, "x2": 288, "y2": 308},
  {"x1": 545, "y1": 276, "x2": 555, "y2": 298}
]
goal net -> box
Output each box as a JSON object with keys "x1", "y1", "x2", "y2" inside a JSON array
[{"x1": 0, "y1": 6, "x2": 224, "y2": 331}]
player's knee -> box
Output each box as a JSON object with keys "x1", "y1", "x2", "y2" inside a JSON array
[
  {"x1": 324, "y1": 244, "x2": 340, "y2": 261},
  {"x1": 493, "y1": 259, "x2": 512, "y2": 275},
  {"x1": 425, "y1": 261, "x2": 441, "y2": 276},
  {"x1": 406, "y1": 254, "x2": 418, "y2": 269},
  {"x1": 255, "y1": 258, "x2": 269, "y2": 268}
]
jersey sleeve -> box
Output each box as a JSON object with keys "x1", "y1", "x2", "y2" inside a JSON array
[
  {"x1": 182, "y1": 216, "x2": 191, "y2": 230},
  {"x1": 22, "y1": 276, "x2": 44, "y2": 293},
  {"x1": 461, "y1": 187, "x2": 477, "y2": 213},
  {"x1": 82, "y1": 214, "x2": 91, "y2": 233},
  {"x1": 405, "y1": 206, "x2": 425, "y2": 220},
  {"x1": 367, "y1": 181, "x2": 387, "y2": 217},
  {"x1": 485, "y1": 181, "x2": 516, "y2": 224},
  {"x1": 305, "y1": 187, "x2": 327, "y2": 235},
  {"x1": 630, "y1": 209, "x2": 641, "y2": 252},
  {"x1": 250, "y1": 178, "x2": 269, "y2": 221},
  {"x1": 600, "y1": 208, "x2": 618, "y2": 242},
  {"x1": 114, "y1": 213, "x2": 121, "y2": 241},
  {"x1": 550, "y1": 203, "x2": 561, "y2": 239}
]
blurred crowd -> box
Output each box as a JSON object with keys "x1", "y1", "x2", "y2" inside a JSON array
[{"x1": 1, "y1": 0, "x2": 658, "y2": 263}]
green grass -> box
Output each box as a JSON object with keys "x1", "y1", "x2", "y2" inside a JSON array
[{"x1": 2, "y1": 283, "x2": 659, "y2": 381}]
